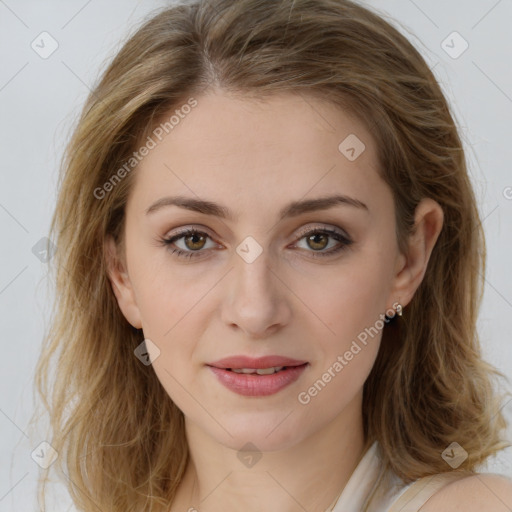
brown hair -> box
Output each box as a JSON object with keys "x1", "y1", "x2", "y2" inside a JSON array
[{"x1": 30, "y1": 0, "x2": 511, "y2": 510}]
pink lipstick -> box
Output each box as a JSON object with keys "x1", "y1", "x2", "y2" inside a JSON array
[{"x1": 207, "y1": 355, "x2": 308, "y2": 397}]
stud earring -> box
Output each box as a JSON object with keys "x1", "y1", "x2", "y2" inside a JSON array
[{"x1": 395, "y1": 303, "x2": 403, "y2": 317}]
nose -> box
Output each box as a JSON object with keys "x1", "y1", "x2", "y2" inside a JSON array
[{"x1": 220, "y1": 246, "x2": 292, "y2": 339}]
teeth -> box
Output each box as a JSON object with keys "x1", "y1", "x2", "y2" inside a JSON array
[{"x1": 231, "y1": 366, "x2": 284, "y2": 375}]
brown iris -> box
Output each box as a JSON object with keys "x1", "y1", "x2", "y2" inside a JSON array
[
  {"x1": 306, "y1": 233, "x2": 329, "y2": 251},
  {"x1": 184, "y1": 232, "x2": 207, "y2": 251}
]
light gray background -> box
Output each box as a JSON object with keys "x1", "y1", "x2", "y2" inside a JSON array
[{"x1": 1, "y1": 1, "x2": 511, "y2": 510}]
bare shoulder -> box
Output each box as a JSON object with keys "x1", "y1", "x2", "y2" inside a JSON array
[{"x1": 419, "y1": 473, "x2": 512, "y2": 511}]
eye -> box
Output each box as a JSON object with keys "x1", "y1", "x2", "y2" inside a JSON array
[
  {"x1": 160, "y1": 228, "x2": 217, "y2": 260},
  {"x1": 158, "y1": 225, "x2": 353, "y2": 260},
  {"x1": 292, "y1": 226, "x2": 353, "y2": 258}
]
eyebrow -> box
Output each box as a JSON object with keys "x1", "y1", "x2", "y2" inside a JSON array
[{"x1": 145, "y1": 194, "x2": 369, "y2": 221}]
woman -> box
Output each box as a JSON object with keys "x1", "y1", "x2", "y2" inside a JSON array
[{"x1": 32, "y1": 0, "x2": 512, "y2": 510}]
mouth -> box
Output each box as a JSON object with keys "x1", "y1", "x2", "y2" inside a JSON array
[
  {"x1": 223, "y1": 365, "x2": 304, "y2": 375},
  {"x1": 207, "y1": 363, "x2": 309, "y2": 396}
]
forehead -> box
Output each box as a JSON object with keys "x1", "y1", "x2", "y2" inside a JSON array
[{"x1": 127, "y1": 90, "x2": 386, "y2": 219}]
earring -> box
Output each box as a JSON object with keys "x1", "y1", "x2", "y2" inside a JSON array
[{"x1": 395, "y1": 303, "x2": 403, "y2": 317}]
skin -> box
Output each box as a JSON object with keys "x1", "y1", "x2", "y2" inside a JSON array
[
  {"x1": 106, "y1": 89, "x2": 446, "y2": 512},
  {"x1": 420, "y1": 474, "x2": 512, "y2": 511}
]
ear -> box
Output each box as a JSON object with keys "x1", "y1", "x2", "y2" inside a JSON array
[
  {"x1": 104, "y1": 234, "x2": 143, "y2": 329},
  {"x1": 388, "y1": 198, "x2": 444, "y2": 310}
]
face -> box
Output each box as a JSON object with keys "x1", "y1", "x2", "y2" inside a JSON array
[{"x1": 107, "y1": 90, "x2": 411, "y2": 451}]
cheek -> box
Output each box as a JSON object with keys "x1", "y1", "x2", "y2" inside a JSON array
[
  {"x1": 128, "y1": 243, "x2": 209, "y2": 335},
  {"x1": 297, "y1": 268, "x2": 386, "y2": 415},
  {"x1": 135, "y1": 268, "x2": 207, "y2": 410},
  {"x1": 297, "y1": 246, "x2": 392, "y2": 390},
  {"x1": 301, "y1": 251, "x2": 393, "y2": 342}
]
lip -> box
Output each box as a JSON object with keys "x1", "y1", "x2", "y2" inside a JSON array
[
  {"x1": 207, "y1": 355, "x2": 308, "y2": 370},
  {"x1": 206, "y1": 356, "x2": 309, "y2": 397}
]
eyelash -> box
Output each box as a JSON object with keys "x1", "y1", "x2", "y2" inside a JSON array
[{"x1": 158, "y1": 226, "x2": 353, "y2": 260}]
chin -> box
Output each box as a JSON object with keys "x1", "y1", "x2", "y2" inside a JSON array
[{"x1": 203, "y1": 412, "x2": 312, "y2": 452}]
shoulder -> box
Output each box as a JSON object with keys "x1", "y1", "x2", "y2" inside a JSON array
[{"x1": 419, "y1": 473, "x2": 512, "y2": 511}]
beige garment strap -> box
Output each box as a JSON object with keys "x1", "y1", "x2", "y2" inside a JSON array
[{"x1": 386, "y1": 471, "x2": 473, "y2": 512}]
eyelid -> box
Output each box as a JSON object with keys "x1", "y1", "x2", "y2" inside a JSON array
[
  {"x1": 163, "y1": 224, "x2": 219, "y2": 244},
  {"x1": 293, "y1": 223, "x2": 351, "y2": 241}
]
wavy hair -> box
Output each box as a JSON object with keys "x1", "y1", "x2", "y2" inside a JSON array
[{"x1": 31, "y1": 0, "x2": 510, "y2": 510}]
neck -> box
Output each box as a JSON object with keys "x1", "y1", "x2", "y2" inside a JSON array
[{"x1": 176, "y1": 392, "x2": 366, "y2": 512}]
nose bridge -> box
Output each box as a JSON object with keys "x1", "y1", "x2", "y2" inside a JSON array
[
  {"x1": 221, "y1": 236, "x2": 290, "y2": 336},
  {"x1": 233, "y1": 238, "x2": 276, "y2": 305}
]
